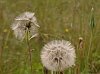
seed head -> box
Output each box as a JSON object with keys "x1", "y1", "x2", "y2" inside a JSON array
[
  {"x1": 11, "y1": 12, "x2": 39, "y2": 40},
  {"x1": 41, "y1": 40, "x2": 76, "y2": 71}
]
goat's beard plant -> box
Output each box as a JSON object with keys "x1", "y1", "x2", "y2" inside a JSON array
[
  {"x1": 11, "y1": 12, "x2": 76, "y2": 74},
  {"x1": 41, "y1": 40, "x2": 76, "y2": 74},
  {"x1": 11, "y1": 12, "x2": 40, "y2": 74},
  {"x1": 11, "y1": 12, "x2": 40, "y2": 40}
]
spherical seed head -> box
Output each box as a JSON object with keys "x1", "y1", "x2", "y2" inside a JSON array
[
  {"x1": 11, "y1": 12, "x2": 39, "y2": 40},
  {"x1": 41, "y1": 40, "x2": 76, "y2": 71}
]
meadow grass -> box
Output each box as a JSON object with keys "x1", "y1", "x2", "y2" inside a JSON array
[{"x1": 0, "y1": 0, "x2": 100, "y2": 74}]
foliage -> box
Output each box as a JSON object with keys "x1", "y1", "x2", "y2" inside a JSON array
[{"x1": 0, "y1": 0, "x2": 100, "y2": 74}]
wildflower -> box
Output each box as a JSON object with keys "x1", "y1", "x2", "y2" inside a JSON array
[
  {"x1": 65, "y1": 28, "x2": 69, "y2": 33},
  {"x1": 41, "y1": 40, "x2": 76, "y2": 71},
  {"x1": 11, "y1": 12, "x2": 39, "y2": 40}
]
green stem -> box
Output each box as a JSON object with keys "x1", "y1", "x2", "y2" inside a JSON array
[
  {"x1": 85, "y1": 30, "x2": 93, "y2": 72},
  {"x1": 87, "y1": 32, "x2": 93, "y2": 62},
  {"x1": 51, "y1": 71, "x2": 54, "y2": 74},
  {"x1": 26, "y1": 29, "x2": 33, "y2": 74},
  {"x1": 87, "y1": 31, "x2": 93, "y2": 59}
]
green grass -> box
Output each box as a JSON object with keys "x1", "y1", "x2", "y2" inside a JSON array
[{"x1": 0, "y1": 0, "x2": 100, "y2": 74}]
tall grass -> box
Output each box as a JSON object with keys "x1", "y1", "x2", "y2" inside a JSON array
[{"x1": 0, "y1": 0, "x2": 100, "y2": 74}]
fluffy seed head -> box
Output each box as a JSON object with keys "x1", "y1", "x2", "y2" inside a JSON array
[
  {"x1": 11, "y1": 12, "x2": 39, "y2": 40},
  {"x1": 41, "y1": 40, "x2": 76, "y2": 71}
]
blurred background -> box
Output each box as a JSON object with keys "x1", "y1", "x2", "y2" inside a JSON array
[{"x1": 0, "y1": 0, "x2": 100, "y2": 74}]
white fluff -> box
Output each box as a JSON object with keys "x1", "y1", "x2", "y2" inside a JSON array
[
  {"x1": 41, "y1": 40, "x2": 76, "y2": 71},
  {"x1": 11, "y1": 12, "x2": 39, "y2": 40}
]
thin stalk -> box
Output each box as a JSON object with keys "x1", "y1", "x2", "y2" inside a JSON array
[
  {"x1": 51, "y1": 71, "x2": 54, "y2": 74},
  {"x1": 84, "y1": 30, "x2": 93, "y2": 73},
  {"x1": 44, "y1": 67, "x2": 48, "y2": 74},
  {"x1": 85, "y1": 7, "x2": 95, "y2": 72},
  {"x1": 26, "y1": 29, "x2": 33, "y2": 74},
  {"x1": 56, "y1": 71, "x2": 58, "y2": 74},
  {"x1": 58, "y1": 71, "x2": 60, "y2": 74},
  {"x1": 86, "y1": 30, "x2": 93, "y2": 67},
  {"x1": 56, "y1": 71, "x2": 61, "y2": 74},
  {"x1": 87, "y1": 31, "x2": 93, "y2": 59}
]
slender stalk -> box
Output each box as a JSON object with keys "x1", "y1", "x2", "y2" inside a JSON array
[
  {"x1": 85, "y1": 7, "x2": 95, "y2": 72},
  {"x1": 26, "y1": 29, "x2": 33, "y2": 74},
  {"x1": 56, "y1": 72, "x2": 58, "y2": 74},
  {"x1": 87, "y1": 31, "x2": 93, "y2": 59},
  {"x1": 86, "y1": 30, "x2": 93, "y2": 68},
  {"x1": 84, "y1": 30, "x2": 93, "y2": 73},
  {"x1": 58, "y1": 71, "x2": 60, "y2": 74},
  {"x1": 56, "y1": 71, "x2": 63, "y2": 74},
  {"x1": 44, "y1": 67, "x2": 48, "y2": 74},
  {"x1": 51, "y1": 71, "x2": 54, "y2": 74}
]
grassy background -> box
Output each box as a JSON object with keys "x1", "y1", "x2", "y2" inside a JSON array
[{"x1": 0, "y1": 0, "x2": 100, "y2": 74}]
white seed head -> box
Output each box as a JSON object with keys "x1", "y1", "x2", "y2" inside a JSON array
[
  {"x1": 41, "y1": 40, "x2": 76, "y2": 71},
  {"x1": 11, "y1": 12, "x2": 39, "y2": 40}
]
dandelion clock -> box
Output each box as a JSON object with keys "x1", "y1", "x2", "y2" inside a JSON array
[
  {"x1": 11, "y1": 12, "x2": 40, "y2": 73},
  {"x1": 41, "y1": 40, "x2": 76, "y2": 72},
  {"x1": 11, "y1": 12, "x2": 40, "y2": 40}
]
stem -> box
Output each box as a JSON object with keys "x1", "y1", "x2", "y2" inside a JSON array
[
  {"x1": 85, "y1": 30, "x2": 93, "y2": 72},
  {"x1": 56, "y1": 72, "x2": 58, "y2": 74},
  {"x1": 51, "y1": 71, "x2": 53, "y2": 74},
  {"x1": 44, "y1": 67, "x2": 48, "y2": 74},
  {"x1": 26, "y1": 29, "x2": 33, "y2": 74},
  {"x1": 87, "y1": 31, "x2": 93, "y2": 62},
  {"x1": 55, "y1": 71, "x2": 61, "y2": 74}
]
